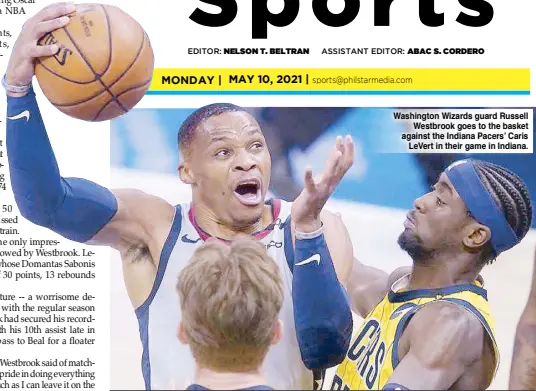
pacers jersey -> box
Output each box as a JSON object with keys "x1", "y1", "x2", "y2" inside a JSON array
[
  {"x1": 332, "y1": 274, "x2": 499, "y2": 390},
  {"x1": 135, "y1": 199, "x2": 313, "y2": 390}
]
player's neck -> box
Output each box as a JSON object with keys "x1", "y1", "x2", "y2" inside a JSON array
[
  {"x1": 409, "y1": 261, "x2": 478, "y2": 290},
  {"x1": 192, "y1": 203, "x2": 273, "y2": 240},
  {"x1": 194, "y1": 366, "x2": 266, "y2": 390}
]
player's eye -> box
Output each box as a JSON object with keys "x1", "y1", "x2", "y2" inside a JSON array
[
  {"x1": 251, "y1": 142, "x2": 264, "y2": 150},
  {"x1": 215, "y1": 149, "x2": 231, "y2": 157},
  {"x1": 431, "y1": 186, "x2": 445, "y2": 206}
]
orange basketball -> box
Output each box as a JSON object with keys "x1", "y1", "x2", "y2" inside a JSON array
[{"x1": 35, "y1": 3, "x2": 154, "y2": 122}]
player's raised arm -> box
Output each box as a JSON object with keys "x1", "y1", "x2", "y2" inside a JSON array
[
  {"x1": 5, "y1": 3, "x2": 174, "y2": 258},
  {"x1": 347, "y1": 257, "x2": 412, "y2": 317},
  {"x1": 509, "y1": 246, "x2": 536, "y2": 390},
  {"x1": 290, "y1": 135, "x2": 354, "y2": 370},
  {"x1": 383, "y1": 302, "x2": 491, "y2": 390},
  {"x1": 321, "y1": 212, "x2": 411, "y2": 318}
]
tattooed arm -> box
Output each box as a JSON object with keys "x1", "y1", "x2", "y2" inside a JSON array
[{"x1": 509, "y1": 247, "x2": 536, "y2": 390}]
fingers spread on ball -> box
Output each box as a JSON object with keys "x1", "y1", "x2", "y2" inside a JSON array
[
  {"x1": 34, "y1": 16, "x2": 70, "y2": 39},
  {"x1": 28, "y1": 43, "x2": 59, "y2": 58},
  {"x1": 35, "y1": 2, "x2": 76, "y2": 24}
]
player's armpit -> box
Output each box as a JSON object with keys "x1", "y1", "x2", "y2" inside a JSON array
[
  {"x1": 347, "y1": 257, "x2": 388, "y2": 317},
  {"x1": 90, "y1": 190, "x2": 175, "y2": 308},
  {"x1": 88, "y1": 188, "x2": 175, "y2": 264},
  {"x1": 386, "y1": 302, "x2": 484, "y2": 390},
  {"x1": 348, "y1": 261, "x2": 411, "y2": 318},
  {"x1": 7, "y1": 91, "x2": 173, "y2": 263},
  {"x1": 315, "y1": 209, "x2": 411, "y2": 317}
]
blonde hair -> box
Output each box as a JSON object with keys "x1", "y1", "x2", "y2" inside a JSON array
[{"x1": 177, "y1": 238, "x2": 284, "y2": 372}]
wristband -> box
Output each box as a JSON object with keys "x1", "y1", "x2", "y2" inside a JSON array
[
  {"x1": 294, "y1": 224, "x2": 323, "y2": 240},
  {"x1": 2, "y1": 74, "x2": 32, "y2": 94}
]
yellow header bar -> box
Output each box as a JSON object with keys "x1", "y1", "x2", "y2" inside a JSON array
[{"x1": 147, "y1": 68, "x2": 529, "y2": 94}]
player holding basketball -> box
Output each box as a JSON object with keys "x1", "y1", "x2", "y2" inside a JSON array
[
  {"x1": 509, "y1": 247, "x2": 536, "y2": 390},
  {"x1": 332, "y1": 159, "x2": 533, "y2": 390},
  {"x1": 177, "y1": 238, "x2": 283, "y2": 391},
  {"x1": 4, "y1": 3, "x2": 354, "y2": 390}
]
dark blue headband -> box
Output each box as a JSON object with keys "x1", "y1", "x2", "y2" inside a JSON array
[{"x1": 445, "y1": 159, "x2": 519, "y2": 255}]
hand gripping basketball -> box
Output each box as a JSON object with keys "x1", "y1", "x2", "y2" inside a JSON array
[
  {"x1": 5, "y1": 2, "x2": 74, "y2": 95},
  {"x1": 6, "y1": 2, "x2": 155, "y2": 121}
]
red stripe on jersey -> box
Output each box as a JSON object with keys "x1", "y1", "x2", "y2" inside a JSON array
[{"x1": 188, "y1": 199, "x2": 283, "y2": 243}]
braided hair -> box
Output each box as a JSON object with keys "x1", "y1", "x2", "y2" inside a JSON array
[{"x1": 473, "y1": 160, "x2": 533, "y2": 264}]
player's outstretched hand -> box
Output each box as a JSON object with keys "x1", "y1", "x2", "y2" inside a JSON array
[
  {"x1": 291, "y1": 135, "x2": 354, "y2": 232},
  {"x1": 5, "y1": 2, "x2": 74, "y2": 90}
]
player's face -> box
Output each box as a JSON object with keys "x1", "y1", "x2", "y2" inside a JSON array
[
  {"x1": 398, "y1": 172, "x2": 472, "y2": 262},
  {"x1": 191, "y1": 111, "x2": 271, "y2": 226}
]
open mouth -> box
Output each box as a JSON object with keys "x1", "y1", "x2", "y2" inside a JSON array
[{"x1": 233, "y1": 178, "x2": 262, "y2": 206}]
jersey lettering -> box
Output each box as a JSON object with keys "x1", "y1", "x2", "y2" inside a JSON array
[
  {"x1": 333, "y1": 275, "x2": 498, "y2": 391},
  {"x1": 344, "y1": 319, "x2": 386, "y2": 388},
  {"x1": 348, "y1": 319, "x2": 379, "y2": 360},
  {"x1": 331, "y1": 374, "x2": 350, "y2": 390},
  {"x1": 367, "y1": 341, "x2": 385, "y2": 388},
  {"x1": 357, "y1": 325, "x2": 380, "y2": 376}
]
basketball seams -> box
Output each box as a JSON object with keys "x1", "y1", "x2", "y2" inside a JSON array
[
  {"x1": 61, "y1": 24, "x2": 129, "y2": 113},
  {"x1": 98, "y1": 4, "x2": 148, "y2": 115},
  {"x1": 116, "y1": 79, "x2": 152, "y2": 98},
  {"x1": 46, "y1": 32, "x2": 149, "y2": 108},
  {"x1": 99, "y1": 4, "x2": 113, "y2": 77},
  {"x1": 108, "y1": 31, "x2": 148, "y2": 90},
  {"x1": 36, "y1": 59, "x2": 100, "y2": 85},
  {"x1": 52, "y1": 89, "x2": 112, "y2": 108},
  {"x1": 35, "y1": 5, "x2": 154, "y2": 121},
  {"x1": 93, "y1": 101, "x2": 122, "y2": 122},
  {"x1": 61, "y1": 26, "x2": 102, "y2": 81},
  {"x1": 106, "y1": 28, "x2": 150, "y2": 111},
  {"x1": 92, "y1": 79, "x2": 151, "y2": 121}
]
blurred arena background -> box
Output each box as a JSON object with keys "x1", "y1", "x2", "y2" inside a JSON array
[{"x1": 109, "y1": 107, "x2": 536, "y2": 390}]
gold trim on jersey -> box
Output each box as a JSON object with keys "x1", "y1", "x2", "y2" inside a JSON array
[{"x1": 332, "y1": 274, "x2": 499, "y2": 390}]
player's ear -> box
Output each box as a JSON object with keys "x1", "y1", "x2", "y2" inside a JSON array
[
  {"x1": 178, "y1": 162, "x2": 195, "y2": 185},
  {"x1": 271, "y1": 319, "x2": 283, "y2": 345},
  {"x1": 463, "y1": 222, "x2": 491, "y2": 250},
  {"x1": 177, "y1": 322, "x2": 188, "y2": 345}
]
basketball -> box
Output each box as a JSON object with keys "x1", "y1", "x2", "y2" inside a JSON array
[{"x1": 34, "y1": 3, "x2": 154, "y2": 122}]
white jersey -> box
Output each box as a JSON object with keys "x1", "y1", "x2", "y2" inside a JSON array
[{"x1": 135, "y1": 199, "x2": 313, "y2": 390}]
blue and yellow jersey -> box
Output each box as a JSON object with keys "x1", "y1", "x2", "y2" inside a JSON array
[{"x1": 332, "y1": 274, "x2": 499, "y2": 390}]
